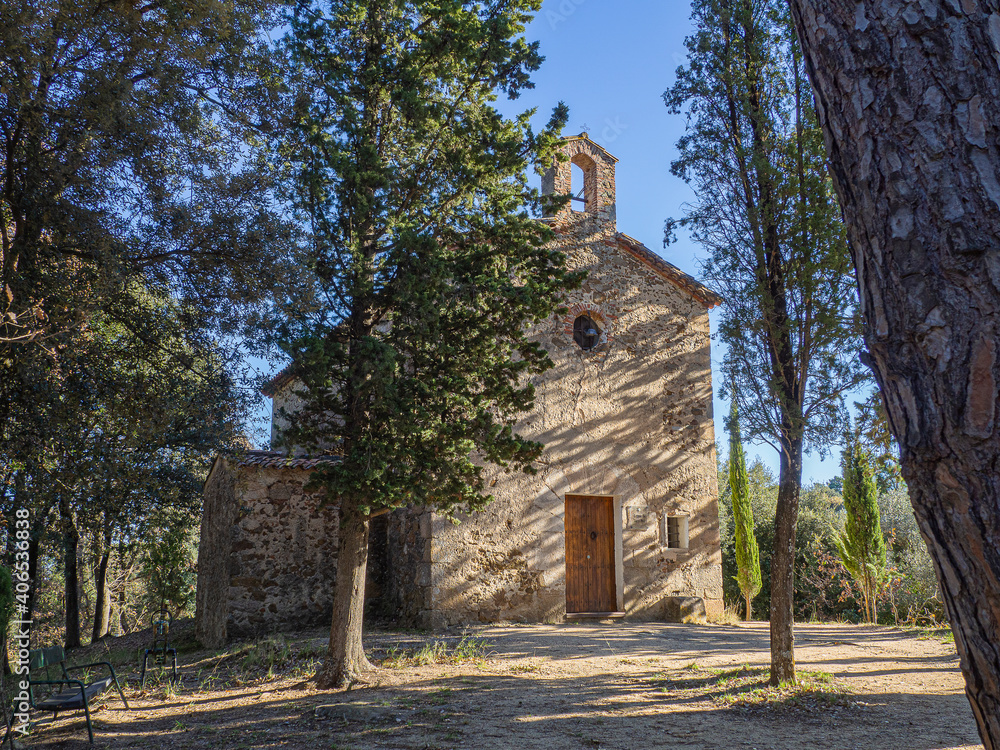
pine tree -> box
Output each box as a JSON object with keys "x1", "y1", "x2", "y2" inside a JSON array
[
  {"x1": 788, "y1": 3, "x2": 1000, "y2": 741},
  {"x1": 836, "y1": 434, "x2": 886, "y2": 624},
  {"x1": 276, "y1": 0, "x2": 579, "y2": 688},
  {"x1": 728, "y1": 402, "x2": 761, "y2": 620}
]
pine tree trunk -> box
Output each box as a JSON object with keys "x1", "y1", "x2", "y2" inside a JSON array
[
  {"x1": 316, "y1": 503, "x2": 374, "y2": 689},
  {"x1": 787, "y1": 2, "x2": 1000, "y2": 744},
  {"x1": 61, "y1": 499, "x2": 81, "y2": 650},
  {"x1": 769, "y1": 434, "x2": 803, "y2": 686},
  {"x1": 91, "y1": 527, "x2": 112, "y2": 642},
  {"x1": 745, "y1": 593, "x2": 752, "y2": 622}
]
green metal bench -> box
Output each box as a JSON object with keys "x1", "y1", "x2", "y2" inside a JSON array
[{"x1": 27, "y1": 645, "x2": 129, "y2": 744}]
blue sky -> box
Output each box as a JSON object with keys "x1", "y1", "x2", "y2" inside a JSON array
[{"x1": 253, "y1": 0, "x2": 856, "y2": 485}]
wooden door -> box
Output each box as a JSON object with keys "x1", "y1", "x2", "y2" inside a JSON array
[{"x1": 565, "y1": 495, "x2": 616, "y2": 613}]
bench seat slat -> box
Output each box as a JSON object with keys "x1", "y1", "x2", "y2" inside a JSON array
[{"x1": 34, "y1": 677, "x2": 113, "y2": 711}]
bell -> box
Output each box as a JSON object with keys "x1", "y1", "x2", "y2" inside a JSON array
[{"x1": 585, "y1": 328, "x2": 599, "y2": 337}]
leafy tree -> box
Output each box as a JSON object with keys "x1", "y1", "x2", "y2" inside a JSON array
[
  {"x1": 1, "y1": 0, "x2": 292, "y2": 646},
  {"x1": 0, "y1": 286, "x2": 249, "y2": 646},
  {"x1": 727, "y1": 402, "x2": 761, "y2": 620},
  {"x1": 0, "y1": 0, "x2": 295, "y2": 455},
  {"x1": 836, "y1": 435, "x2": 887, "y2": 624},
  {"x1": 664, "y1": 0, "x2": 865, "y2": 684},
  {"x1": 140, "y1": 510, "x2": 199, "y2": 617},
  {"x1": 275, "y1": 0, "x2": 579, "y2": 687}
]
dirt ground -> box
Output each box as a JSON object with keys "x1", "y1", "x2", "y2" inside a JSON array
[{"x1": 16, "y1": 621, "x2": 982, "y2": 750}]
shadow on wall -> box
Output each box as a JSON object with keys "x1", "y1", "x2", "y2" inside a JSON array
[{"x1": 429, "y1": 218, "x2": 721, "y2": 625}]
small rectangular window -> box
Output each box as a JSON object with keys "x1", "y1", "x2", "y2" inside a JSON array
[{"x1": 664, "y1": 514, "x2": 689, "y2": 549}]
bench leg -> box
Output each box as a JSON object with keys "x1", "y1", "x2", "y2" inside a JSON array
[
  {"x1": 111, "y1": 671, "x2": 129, "y2": 709},
  {"x1": 81, "y1": 694, "x2": 94, "y2": 745}
]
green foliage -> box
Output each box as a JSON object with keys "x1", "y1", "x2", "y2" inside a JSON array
[
  {"x1": 854, "y1": 391, "x2": 903, "y2": 494},
  {"x1": 718, "y1": 456, "x2": 778, "y2": 619},
  {"x1": 379, "y1": 637, "x2": 491, "y2": 668},
  {"x1": 0, "y1": 0, "x2": 295, "y2": 648},
  {"x1": 878, "y1": 487, "x2": 942, "y2": 623},
  {"x1": 242, "y1": 635, "x2": 295, "y2": 678},
  {"x1": 140, "y1": 510, "x2": 198, "y2": 616},
  {"x1": 0, "y1": 0, "x2": 291, "y2": 354},
  {"x1": 664, "y1": 0, "x2": 865, "y2": 456},
  {"x1": 275, "y1": 0, "x2": 580, "y2": 515},
  {"x1": 667, "y1": 0, "x2": 866, "y2": 682},
  {"x1": 836, "y1": 435, "x2": 887, "y2": 624},
  {"x1": 656, "y1": 664, "x2": 853, "y2": 710},
  {"x1": 727, "y1": 402, "x2": 761, "y2": 619},
  {"x1": 273, "y1": 0, "x2": 577, "y2": 683},
  {"x1": 717, "y1": 452, "x2": 939, "y2": 625}
]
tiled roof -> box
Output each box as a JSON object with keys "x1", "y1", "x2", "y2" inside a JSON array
[
  {"x1": 614, "y1": 233, "x2": 722, "y2": 309},
  {"x1": 261, "y1": 364, "x2": 296, "y2": 397},
  {"x1": 233, "y1": 450, "x2": 341, "y2": 470}
]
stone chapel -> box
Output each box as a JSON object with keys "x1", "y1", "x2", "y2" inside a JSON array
[{"x1": 195, "y1": 135, "x2": 725, "y2": 645}]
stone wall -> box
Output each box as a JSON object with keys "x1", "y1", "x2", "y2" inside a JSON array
[
  {"x1": 195, "y1": 457, "x2": 239, "y2": 647},
  {"x1": 382, "y1": 509, "x2": 434, "y2": 626},
  {"x1": 197, "y1": 453, "x2": 438, "y2": 638},
  {"x1": 426, "y1": 135, "x2": 724, "y2": 625},
  {"x1": 225, "y1": 463, "x2": 339, "y2": 636}
]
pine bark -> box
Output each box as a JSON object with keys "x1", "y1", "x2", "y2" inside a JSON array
[
  {"x1": 316, "y1": 504, "x2": 373, "y2": 688},
  {"x1": 787, "y1": 1, "x2": 1000, "y2": 744}
]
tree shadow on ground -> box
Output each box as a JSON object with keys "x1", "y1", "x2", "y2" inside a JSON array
[{"x1": 19, "y1": 623, "x2": 979, "y2": 750}]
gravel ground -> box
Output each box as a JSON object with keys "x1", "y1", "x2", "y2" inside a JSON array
[{"x1": 17, "y1": 621, "x2": 982, "y2": 750}]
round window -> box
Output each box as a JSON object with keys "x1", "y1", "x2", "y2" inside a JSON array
[{"x1": 573, "y1": 315, "x2": 602, "y2": 351}]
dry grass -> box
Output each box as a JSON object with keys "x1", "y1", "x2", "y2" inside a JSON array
[
  {"x1": 376, "y1": 636, "x2": 492, "y2": 668},
  {"x1": 652, "y1": 663, "x2": 854, "y2": 711}
]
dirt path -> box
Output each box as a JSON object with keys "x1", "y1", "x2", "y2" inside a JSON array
[{"x1": 21, "y1": 622, "x2": 981, "y2": 750}]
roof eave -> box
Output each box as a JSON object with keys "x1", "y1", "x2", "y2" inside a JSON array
[{"x1": 614, "y1": 233, "x2": 722, "y2": 309}]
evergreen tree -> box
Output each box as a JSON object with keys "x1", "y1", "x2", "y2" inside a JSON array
[
  {"x1": 728, "y1": 402, "x2": 761, "y2": 620},
  {"x1": 836, "y1": 433, "x2": 886, "y2": 624},
  {"x1": 275, "y1": 0, "x2": 579, "y2": 687},
  {"x1": 664, "y1": 0, "x2": 866, "y2": 684}
]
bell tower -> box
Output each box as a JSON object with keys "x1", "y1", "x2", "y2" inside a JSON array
[{"x1": 542, "y1": 133, "x2": 618, "y2": 230}]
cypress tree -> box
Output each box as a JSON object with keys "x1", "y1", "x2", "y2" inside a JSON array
[
  {"x1": 276, "y1": 0, "x2": 579, "y2": 687},
  {"x1": 728, "y1": 402, "x2": 761, "y2": 620},
  {"x1": 836, "y1": 434, "x2": 886, "y2": 624}
]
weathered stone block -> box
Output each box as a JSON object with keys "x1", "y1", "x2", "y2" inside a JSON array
[{"x1": 663, "y1": 596, "x2": 707, "y2": 623}]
